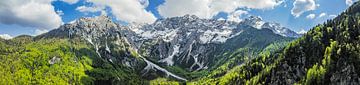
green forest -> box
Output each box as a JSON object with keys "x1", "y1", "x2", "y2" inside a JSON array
[{"x1": 1, "y1": 1, "x2": 360, "y2": 85}]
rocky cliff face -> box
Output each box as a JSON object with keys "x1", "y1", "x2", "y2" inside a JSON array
[
  {"x1": 39, "y1": 14, "x2": 295, "y2": 81},
  {"x1": 126, "y1": 15, "x2": 296, "y2": 71},
  {"x1": 41, "y1": 15, "x2": 190, "y2": 81},
  {"x1": 241, "y1": 16, "x2": 301, "y2": 37}
]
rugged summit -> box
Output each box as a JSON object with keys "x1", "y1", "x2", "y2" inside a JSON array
[
  {"x1": 36, "y1": 14, "x2": 295, "y2": 81},
  {"x1": 191, "y1": 1, "x2": 360, "y2": 85},
  {"x1": 125, "y1": 15, "x2": 295, "y2": 73},
  {"x1": 241, "y1": 16, "x2": 301, "y2": 37},
  {"x1": 5, "y1": 13, "x2": 297, "y2": 84},
  {"x1": 1, "y1": 1, "x2": 360, "y2": 85}
]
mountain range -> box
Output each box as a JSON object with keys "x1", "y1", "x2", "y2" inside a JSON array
[{"x1": 1, "y1": 1, "x2": 360, "y2": 85}]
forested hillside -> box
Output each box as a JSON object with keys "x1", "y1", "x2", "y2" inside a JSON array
[
  {"x1": 1, "y1": 1, "x2": 359, "y2": 85},
  {"x1": 190, "y1": 1, "x2": 360, "y2": 85},
  {"x1": 0, "y1": 37, "x2": 146, "y2": 84}
]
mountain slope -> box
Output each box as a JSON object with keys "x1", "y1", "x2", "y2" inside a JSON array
[
  {"x1": 2, "y1": 2, "x2": 359, "y2": 84},
  {"x1": 240, "y1": 16, "x2": 301, "y2": 37},
  {"x1": 124, "y1": 15, "x2": 295, "y2": 80},
  {"x1": 191, "y1": 1, "x2": 360, "y2": 85},
  {"x1": 0, "y1": 13, "x2": 298, "y2": 84},
  {"x1": 130, "y1": 15, "x2": 292, "y2": 68},
  {"x1": 0, "y1": 38, "x2": 148, "y2": 84}
]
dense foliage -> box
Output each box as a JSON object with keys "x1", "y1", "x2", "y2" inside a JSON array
[
  {"x1": 190, "y1": 1, "x2": 360, "y2": 85},
  {"x1": 0, "y1": 37, "x2": 146, "y2": 85},
  {"x1": 1, "y1": 1, "x2": 360, "y2": 85}
]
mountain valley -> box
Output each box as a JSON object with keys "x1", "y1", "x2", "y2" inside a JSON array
[{"x1": 1, "y1": 1, "x2": 360, "y2": 85}]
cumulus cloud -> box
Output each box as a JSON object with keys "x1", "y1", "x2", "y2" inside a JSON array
[
  {"x1": 76, "y1": 5, "x2": 105, "y2": 13},
  {"x1": 158, "y1": 0, "x2": 211, "y2": 18},
  {"x1": 34, "y1": 29, "x2": 49, "y2": 35},
  {"x1": 227, "y1": 10, "x2": 248, "y2": 22},
  {"x1": 306, "y1": 14, "x2": 316, "y2": 19},
  {"x1": 291, "y1": 0, "x2": 316, "y2": 17},
  {"x1": 87, "y1": 0, "x2": 157, "y2": 23},
  {"x1": 318, "y1": 13, "x2": 327, "y2": 18},
  {"x1": 346, "y1": 0, "x2": 353, "y2": 5},
  {"x1": 210, "y1": 0, "x2": 284, "y2": 13},
  {"x1": 346, "y1": 0, "x2": 359, "y2": 6},
  {"x1": 76, "y1": 5, "x2": 108, "y2": 16},
  {"x1": 0, "y1": 0, "x2": 63, "y2": 29},
  {"x1": 56, "y1": 10, "x2": 64, "y2": 16},
  {"x1": 60, "y1": 0, "x2": 79, "y2": 4},
  {"x1": 0, "y1": 34, "x2": 13, "y2": 40},
  {"x1": 158, "y1": 0, "x2": 284, "y2": 18}
]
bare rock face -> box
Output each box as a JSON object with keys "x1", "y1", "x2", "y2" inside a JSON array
[
  {"x1": 49, "y1": 56, "x2": 61, "y2": 65},
  {"x1": 241, "y1": 16, "x2": 301, "y2": 38},
  {"x1": 39, "y1": 15, "x2": 295, "y2": 80},
  {"x1": 126, "y1": 15, "x2": 295, "y2": 71}
]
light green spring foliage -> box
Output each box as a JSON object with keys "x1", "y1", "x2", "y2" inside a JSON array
[
  {"x1": 0, "y1": 37, "x2": 148, "y2": 85},
  {"x1": 0, "y1": 39, "x2": 93, "y2": 85},
  {"x1": 149, "y1": 78, "x2": 180, "y2": 85},
  {"x1": 188, "y1": 41, "x2": 289, "y2": 85},
  {"x1": 191, "y1": 2, "x2": 360, "y2": 84}
]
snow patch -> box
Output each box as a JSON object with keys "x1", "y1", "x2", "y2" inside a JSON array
[
  {"x1": 105, "y1": 42, "x2": 111, "y2": 53},
  {"x1": 142, "y1": 57, "x2": 187, "y2": 81},
  {"x1": 199, "y1": 29, "x2": 234, "y2": 44},
  {"x1": 159, "y1": 44, "x2": 180, "y2": 66},
  {"x1": 162, "y1": 29, "x2": 178, "y2": 42},
  {"x1": 254, "y1": 21, "x2": 265, "y2": 29},
  {"x1": 190, "y1": 54, "x2": 205, "y2": 71},
  {"x1": 141, "y1": 31, "x2": 155, "y2": 39}
]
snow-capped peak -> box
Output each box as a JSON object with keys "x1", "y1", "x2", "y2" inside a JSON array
[
  {"x1": 241, "y1": 16, "x2": 265, "y2": 29},
  {"x1": 297, "y1": 29, "x2": 308, "y2": 34},
  {"x1": 241, "y1": 16, "x2": 301, "y2": 37}
]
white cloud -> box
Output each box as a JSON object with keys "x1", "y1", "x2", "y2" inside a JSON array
[
  {"x1": 76, "y1": 5, "x2": 104, "y2": 13},
  {"x1": 227, "y1": 10, "x2": 248, "y2": 22},
  {"x1": 60, "y1": 0, "x2": 79, "y2": 4},
  {"x1": 158, "y1": 0, "x2": 211, "y2": 18},
  {"x1": 158, "y1": 0, "x2": 284, "y2": 18},
  {"x1": 56, "y1": 10, "x2": 64, "y2": 16},
  {"x1": 34, "y1": 29, "x2": 49, "y2": 35},
  {"x1": 319, "y1": 13, "x2": 326, "y2": 18},
  {"x1": 76, "y1": 5, "x2": 108, "y2": 16},
  {"x1": 306, "y1": 14, "x2": 316, "y2": 19},
  {"x1": 346, "y1": 0, "x2": 353, "y2": 5},
  {"x1": 0, "y1": 34, "x2": 13, "y2": 40},
  {"x1": 0, "y1": 0, "x2": 63, "y2": 30},
  {"x1": 87, "y1": 0, "x2": 157, "y2": 23},
  {"x1": 346, "y1": 0, "x2": 358, "y2": 6},
  {"x1": 291, "y1": 0, "x2": 316, "y2": 17},
  {"x1": 210, "y1": 0, "x2": 284, "y2": 13}
]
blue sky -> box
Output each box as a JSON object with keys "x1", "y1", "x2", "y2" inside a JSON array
[{"x1": 0, "y1": 0, "x2": 355, "y2": 38}]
